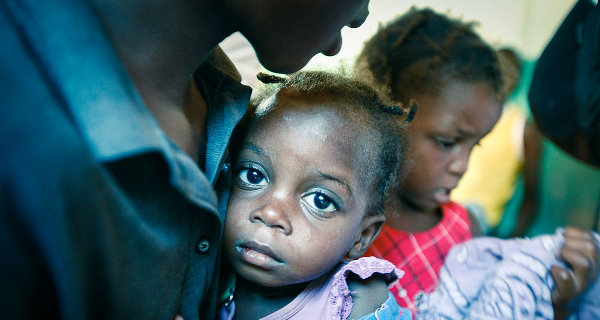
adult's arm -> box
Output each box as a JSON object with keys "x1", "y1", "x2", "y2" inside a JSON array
[{"x1": 511, "y1": 120, "x2": 543, "y2": 237}]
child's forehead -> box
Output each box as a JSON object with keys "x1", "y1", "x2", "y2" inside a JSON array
[
  {"x1": 250, "y1": 95, "x2": 369, "y2": 153},
  {"x1": 262, "y1": 91, "x2": 358, "y2": 126},
  {"x1": 411, "y1": 80, "x2": 499, "y2": 110},
  {"x1": 253, "y1": 106, "x2": 354, "y2": 143},
  {"x1": 255, "y1": 98, "x2": 376, "y2": 162},
  {"x1": 409, "y1": 81, "x2": 502, "y2": 136}
]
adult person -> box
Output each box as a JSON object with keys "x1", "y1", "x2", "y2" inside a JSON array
[
  {"x1": 0, "y1": 0, "x2": 371, "y2": 319},
  {"x1": 528, "y1": 0, "x2": 600, "y2": 167}
]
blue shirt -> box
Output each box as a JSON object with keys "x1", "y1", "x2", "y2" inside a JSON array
[{"x1": 0, "y1": 0, "x2": 250, "y2": 318}]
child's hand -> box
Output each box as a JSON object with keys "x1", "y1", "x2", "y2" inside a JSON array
[{"x1": 551, "y1": 226, "x2": 599, "y2": 319}]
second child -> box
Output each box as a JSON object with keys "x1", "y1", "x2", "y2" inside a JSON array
[
  {"x1": 355, "y1": 8, "x2": 502, "y2": 314},
  {"x1": 356, "y1": 7, "x2": 600, "y2": 318}
]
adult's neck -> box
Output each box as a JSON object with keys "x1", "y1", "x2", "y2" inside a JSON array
[{"x1": 89, "y1": 0, "x2": 235, "y2": 112}]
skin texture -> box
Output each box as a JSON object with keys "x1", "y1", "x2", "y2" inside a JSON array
[
  {"x1": 223, "y1": 92, "x2": 386, "y2": 319},
  {"x1": 385, "y1": 81, "x2": 502, "y2": 232},
  {"x1": 346, "y1": 274, "x2": 390, "y2": 319}
]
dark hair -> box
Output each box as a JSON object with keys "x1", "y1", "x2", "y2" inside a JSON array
[
  {"x1": 354, "y1": 7, "x2": 503, "y2": 103},
  {"x1": 232, "y1": 70, "x2": 413, "y2": 216}
]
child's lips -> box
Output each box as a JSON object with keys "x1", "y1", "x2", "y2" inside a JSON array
[
  {"x1": 236, "y1": 241, "x2": 284, "y2": 269},
  {"x1": 433, "y1": 188, "x2": 451, "y2": 204}
]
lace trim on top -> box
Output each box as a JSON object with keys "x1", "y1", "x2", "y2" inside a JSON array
[{"x1": 330, "y1": 256, "x2": 404, "y2": 320}]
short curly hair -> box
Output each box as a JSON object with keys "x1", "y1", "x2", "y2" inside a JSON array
[
  {"x1": 232, "y1": 70, "x2": 414, "y2": 216},
  {"x1": 355, "y1": 7, "x2": 503, "y2": 104}
]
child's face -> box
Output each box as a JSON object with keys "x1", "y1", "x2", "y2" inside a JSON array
[
  {"x1": 402, "y1": 81, "x2": 502, "y2": 213},
  {"x1": 224, "y1": 93, "x2": 379, "y2": 287}
]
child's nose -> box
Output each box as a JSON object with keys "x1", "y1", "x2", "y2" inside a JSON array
[
  {"x1": 250, "y1": 196, "x2": 292, "y2": 235},
  {"x1": 449, "y1": 149, "x2": 470, "y2": 177}
]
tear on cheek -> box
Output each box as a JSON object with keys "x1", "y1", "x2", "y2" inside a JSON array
[{"x1": 304, "y1": 231, "x2": 312, "y2": 242}]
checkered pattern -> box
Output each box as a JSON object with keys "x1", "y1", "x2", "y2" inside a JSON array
[{"x1": 364, "y1": 201, "x2": 472, "y2": 318}]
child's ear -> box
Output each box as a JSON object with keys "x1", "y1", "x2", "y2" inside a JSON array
[{"x1": 347, "y1": 215, "x2": 385, "y2": 259}]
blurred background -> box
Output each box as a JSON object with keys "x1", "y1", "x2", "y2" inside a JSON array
[{"x1": 220, "y1": 0, "x2": 600, "y2": 237}]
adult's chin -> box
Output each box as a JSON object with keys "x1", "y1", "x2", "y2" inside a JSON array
[
  {"x1": 321, "y1": 36, "x2": 343, "y2": 57},
  {"x1": 260, "y1": 56, "x2": 312, "y2": 75},
  {"x1": 252, "y1": 44, "x2": 317, "y2": 75}
]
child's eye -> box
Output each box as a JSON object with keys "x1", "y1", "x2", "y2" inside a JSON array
[
  {"x1": 237, "y1": 167, "x2": 268, "y2": 189},
  {"x1": 435, "y1": 137, "x2": 457, "y2": 149},
  {"x1": 301, "y1": 192, "x2": 339, "y2": 216}
]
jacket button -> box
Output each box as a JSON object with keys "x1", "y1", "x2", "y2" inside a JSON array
[
  {"x1": 196, "y1": 238, "x2": 210, "y2": 254},
  {"x1": 221, "y1": 162, "x2": 230, "y2": 174}
]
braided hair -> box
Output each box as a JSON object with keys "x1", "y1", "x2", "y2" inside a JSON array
[
  {"x1": 232, "y1": 70, "x2": 414, "y2": 216},
  {"x1": 355, "y1": 7, "x2": 503, "y2": 104}
]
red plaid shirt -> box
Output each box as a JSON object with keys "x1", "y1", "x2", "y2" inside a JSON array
[{"x1": 364, "y1": 201, "x2": 472, "y2": 317}]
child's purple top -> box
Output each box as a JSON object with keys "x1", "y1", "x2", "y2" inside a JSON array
[
  {"x1": 415, "y1": 228, "x2": 600, "y2": 319},
  {"x1": 221, "y1": 256, "x2": 408, "y2": 320}
]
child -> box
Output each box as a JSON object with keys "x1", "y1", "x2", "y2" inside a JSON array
[
  {"x1": 219, "y1": 70, "x2": 414, "y2": 320},
  {"x1": 450, "y1": 47, "x2": 541, "y2": 236},
  {"x1": 355, "y1": 7, "x2": 600, "y2": 318},
  {"x1": 355, "y1": 8, "x2": 502, "y2": 314}
]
